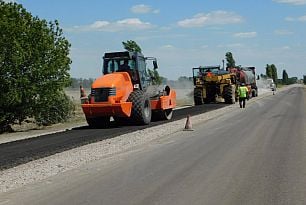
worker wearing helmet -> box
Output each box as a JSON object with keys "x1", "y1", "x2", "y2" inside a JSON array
[
  {"x1": 238, "y1": 83, "x2": 249, "y2": 108},
  {"x1": 205, "y1": 69, "x2": 213, "y2": 77}
]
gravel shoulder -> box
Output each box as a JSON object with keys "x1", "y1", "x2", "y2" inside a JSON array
[{"x1": 0, "y1": 87, "x2": 290, "y2": 193}]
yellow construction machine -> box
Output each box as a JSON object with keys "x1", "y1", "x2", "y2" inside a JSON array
[{"x1": 192, "y1": 66, "x2": 237, "y2": 105}]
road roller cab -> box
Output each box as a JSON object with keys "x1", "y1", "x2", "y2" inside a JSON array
[{"x1": 81, "y1": 51, "x2": 176, "y2": 128}]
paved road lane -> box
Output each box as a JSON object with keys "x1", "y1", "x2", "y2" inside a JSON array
[
  {"x1": 0, "y1": 103, "x2": 226, "y2": 170},
  {"x1": 1, "y1": 86, "x2": 305, "y2": 205}
]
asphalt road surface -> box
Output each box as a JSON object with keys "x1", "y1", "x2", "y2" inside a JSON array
[
  {"x1": 1, "y1": 86, "x2": 305, "y2": 205},
  {"x1": 0, "y1": 103, "x2": 226, "y2": 170}
]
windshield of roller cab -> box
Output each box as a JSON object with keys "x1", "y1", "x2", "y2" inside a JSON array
[{"x1": 103, "y1": 59, "x2": 136, "y2": 74}]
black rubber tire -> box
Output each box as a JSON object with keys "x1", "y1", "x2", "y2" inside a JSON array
[
  {"x1": 204, "y1": 98, "x2": 211, "y2": 104},
  {"x1": 162, "y1": 109, "x2": 173, "y2": 120},
  {"x1": 152, "y1": 108, "x2": 173, "y2": 121},
  {"x1": 194, "y1": 88, "x2": 204, "y2": 105},
  {"x1": 224, "y1": 85, "x2": 235, "y2": 104},
  {"x1": 252, "y1": 89, "x2": 257, "y2": 97},
  {"x1": 86, "y1": 116, "x2": 110, "y2": 128},
  {"x1": 113, "y1": 117, "x2": 127, "y2": 126},
  {"x1": 127, "y1": 90, "x2": 151, "y2": 125},
  {"x1": 205, "y1": 85, "x2": 217, "y2": 104},
  {"x1": 247, "y1": 92, "x2": 251, "y2": 100}
]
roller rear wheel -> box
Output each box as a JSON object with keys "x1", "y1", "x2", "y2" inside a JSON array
[{"x1": 127, "y1": 90, "x2": 151, "y2": 125}]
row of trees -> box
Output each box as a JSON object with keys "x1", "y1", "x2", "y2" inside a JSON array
[
  {"x1": 70, "y1": 78, "x2": 95, "y2": 88},
  {"x1": 282, "y1": 70, "x2": 298, "y2": 85},
  {"x1": 1, "y1": 1, "x2": 74, "y2": 132},
  {"x1": 262, "y1": 64, "x2": 299, "y2": 86}
]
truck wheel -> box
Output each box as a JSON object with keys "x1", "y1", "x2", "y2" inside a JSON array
[
  {"x1": 86, "y1": 117, "x2": 110, "y2": 128},
  {"x1": 204, "y1": 98, "x2": 211, "y2": 104},
  {"x1": 113, "y1": 117, "x2": 127, "y2": 126},
  {"x1": 128, "y1": 90, "x2": 151, "y2": 125},
  {"x1": 252, "y1": 89, "x2": 257, "y2": 97},
  {"x1": 224, "y1": 85, "x2": 235, "y2": 104},
  {"x1": 194, "y1": 88, "x2": 204, "y2": 105}
]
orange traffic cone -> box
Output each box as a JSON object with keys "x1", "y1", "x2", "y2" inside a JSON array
[
  {"x1": 80, "y1": 85, "x2": 88, "y2": 104},
  {"x1": 183, "y1": 115, "x2": 193, "y2": 131}
]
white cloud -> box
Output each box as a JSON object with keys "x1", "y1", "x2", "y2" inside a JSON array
[
  {"x1": 130, "y1": 4, "x2": 159, "y2": 14},
  {"x1": 177, "y1": 11, "x2": 243, "y2": 28},
  {"x1": 70, "y1": 18, "x2": 154, "y2": 32},
  {"x1": 273, "y1": 0, "x2": 306, "y2": 5},
  {"x1": 217, "y1": 43, "x2": 244, "y2": 48},
  {"x1": 201, "y1": 45, "x2": 209, "y2": 48},
  {"x1": 282, "y1": 46, "x2": 291, "y2": 50},
  {"x1": 227, "y1": 43, "x2": 244, "y2": 48},
  {"x1": 90, "y1": 21, "x2": 110, "y2": 29},
  {"x1": 161, "y1": 45, "x2": 175, "y2": 49},
  {"x1": 285, "y1": 15, "x2": 306, "y2": 22},
  {"x1": 274, "y1": 29, "x2": 294, "y2": 35},
  {"x1": 233, "y1": 32, "x2": 257, "y2": 38},
  {"x1": 285, "y1": 17, "x2": 295, "y2": 21},
  {"x1": 298, "y1": 15, "x2": 306, "y2": 21},
  {"x1": 117, "y1": 18, "x2": 152, "y2": 28}
]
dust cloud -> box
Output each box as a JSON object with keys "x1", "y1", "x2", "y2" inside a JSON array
[
  {"x1": 167, "y1": 79, "x2": 194, "y2": 106},
  {"x1": 256, "y1": 78, "x2": 274, "y2": 95}
]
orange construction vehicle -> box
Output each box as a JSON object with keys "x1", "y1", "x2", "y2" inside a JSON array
[{"x1": 81, "y1": 51, "x2": 176, "y2": 128}]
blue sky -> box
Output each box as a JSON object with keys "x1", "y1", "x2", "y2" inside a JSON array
[{"x1": 6, "y1": 0, "x2": 306, "y2": 79}]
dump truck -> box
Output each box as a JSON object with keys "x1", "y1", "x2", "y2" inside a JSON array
[
  {"x1": 192, "y1": 66, "x2": 237, "y2": 105},
  {"x1": 228, "y1": 67, "x2": 258, "y2": 98},
  {"x1": 81, "y1": 51, "x2": 176, "y2": 128}
]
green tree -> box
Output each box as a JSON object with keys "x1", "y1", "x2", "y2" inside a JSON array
[
  {"x1": 122, "y1": 40, "x2": 142, "y2": 52},
  {"x1": 260, "y1": 73, "x2": 267, "y2": 79},
  {"x1": 122, "y1": 40, "x2": 163, "y2": 85},
  {"x1": 225, "y1": 52, "x2": 236, "y2": 68},
  {"x1": 148, "y1": 69, "x2": 163, "y2": 85},
  {"x1": 70, "y1": 78, "x2": 81, "y2": 88},
  {"x1": 0, "y1": 1, "x2": 73, "y2": 131},
  {"x1": 266, "y1": 64, "x2": 278, "y2": 86},
  {"x1": 266, "y1": 64, "x2": 272, "y2": 78},
  {"x1": 304, "y1": 75, "x2": 306, "y2": 85},
  {"x1": 288, "y1": 77, "x2": 298, "y2": 84},
  {"x1": 178, "y1": 76, "x2": 192, "y2": 82},
  {"x1": 282, "y1": 69, "x2": 289, "y2": 85},
  {"x1": 270, "y1": 64, "x2": 278, "y2": 85}
]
